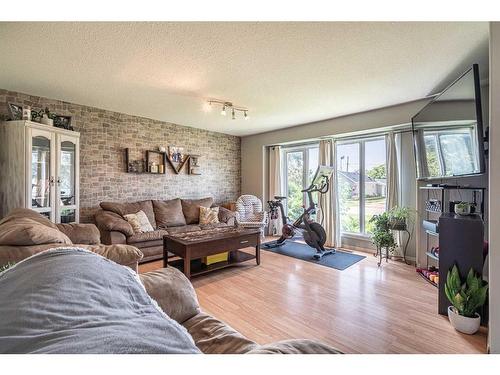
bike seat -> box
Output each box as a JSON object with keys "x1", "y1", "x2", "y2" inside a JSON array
[{"x1": 274, "y1": 196, "x2": 287, "y2": 200}]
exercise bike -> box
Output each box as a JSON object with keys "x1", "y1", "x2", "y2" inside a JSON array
[{"x1": 264, "y1": 165, "x2": 335, "y2": 260}]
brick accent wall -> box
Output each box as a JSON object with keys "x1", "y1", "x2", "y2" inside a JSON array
[{"x1": 0, "y1": 89, "x2": 241, "y2": 222}]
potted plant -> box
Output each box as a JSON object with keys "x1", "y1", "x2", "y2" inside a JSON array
[
  {"x1": 388, "y1": 206, "x2": 412, "y2": 230},
  {"x1": 369, "y1": 212, "x2": 397, "y2": 254},
  {"x1": 444, "y1": 265, "x2": 488, "y2": 334},
  {"x1": 40, "y1": 107, "x2": 54, "y2": 126},
  {"x1": 454, "y1": 202, "x2": 472, "y2": 216}
]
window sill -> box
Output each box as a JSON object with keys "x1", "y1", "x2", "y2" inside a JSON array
[{"x1": 341, "y1": 232, "x2": 372, "y2": 242}]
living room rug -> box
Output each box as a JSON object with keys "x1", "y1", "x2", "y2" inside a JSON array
[{"x1": 263, "y1": 241, "x2": 366, "y2": 270}]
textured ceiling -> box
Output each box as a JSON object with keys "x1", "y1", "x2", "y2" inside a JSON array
[{"x1": 0, "y1": 22, "x2": 489, "y2": 136}]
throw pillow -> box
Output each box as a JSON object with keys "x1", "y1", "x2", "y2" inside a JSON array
[
  {"x1": 181, "y1": 197, "x2": 214, "y2": 224},
  {"x1": 123, "y1": 210, "x2": 154, "y2": 234},
  {"x1": 199, "y1": 206, "x2": 219, "y2": 225}
]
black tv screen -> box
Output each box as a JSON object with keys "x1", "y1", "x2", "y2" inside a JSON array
[{"x1": 412, "y1": 64, "x2": 485, "y2": 180}]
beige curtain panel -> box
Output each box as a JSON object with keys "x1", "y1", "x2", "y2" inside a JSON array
[
  {"x1": 268, "y1": 146, "x2": 283, "y2": 235},
  {"x1": 318, "y1": 139, "x2": 339, "y2": 248},
  {"x1": 386, "y1": 132, "x2": 402, "y2": 256}
]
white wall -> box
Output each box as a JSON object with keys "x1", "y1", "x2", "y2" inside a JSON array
[{"x1": 488, "y1": 21, "x2": 500, "y2": 354}]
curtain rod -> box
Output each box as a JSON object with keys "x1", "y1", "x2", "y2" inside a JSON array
[{"x1": 272, "y1": 125, "x2": 413, "y2": 149}]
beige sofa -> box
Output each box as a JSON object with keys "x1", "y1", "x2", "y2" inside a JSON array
[
  {"x1": 95, "y1": 197, "x2": 236, "y2": 263},
  {"x1": 0, "y1": 208, "x2": 143, "y2": 271},
  {"x1": 140, "y1": 266, "x2": 340, "y2": 354}
]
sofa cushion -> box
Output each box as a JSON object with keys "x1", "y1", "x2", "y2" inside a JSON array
[
  {"x1": 199, "y1": 222, "x2": 230, "y2": 230},
  {"x1": 95, "y1": 210, "x2": 134, "y2": 237},
  {"x1": 0, "y1": 217, "x2": 72, "y2": 247},
  {"x1": 181, "y1": 198, "x2": 214, "y2": 224},
  {"x1": 183, "y1": 312, "x2": 257, "y2": 354},
  {"x1": 124, "y1": 210, "x2": 154, "y2": 234},
  {"x1": 140, "y1": 267, "x2": 201, "y2": 325},
  {"x1": 153, "y1": 199, "x2": 186, "y2": 228},
  {"x1": 199, "y1": 206, "x2": 219, "y2": 225},
  {"x1": 56, "y1": 223, "x2": 101, "y2": 245},
  {"x1": 0, "y1": 208, "x2": 58, "y2": 230},
  {"x1": 165, "y1": 225, "x2": 202, "y2": 234},
  {"x1": 127, "y1": 229, "x2": 169, "y2": 244},
  {"x1": 100, "y1": 200, "x2": 156, "y2": 229},
  {"x1": 246, "y1": 339, "x2": 341, "y2": 354}
]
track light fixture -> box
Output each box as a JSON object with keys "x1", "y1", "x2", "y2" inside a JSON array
[{"x1": 207, "y1": 99, "x2": 249, "y2": 120}]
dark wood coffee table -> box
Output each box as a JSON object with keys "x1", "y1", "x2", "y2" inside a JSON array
[{"x1": 163, "y1": 227, "x2": 261, "y2": 279}]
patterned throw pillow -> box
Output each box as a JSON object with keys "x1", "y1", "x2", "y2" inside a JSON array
[
  {"x1": 199, "y1": 206, "x2": 219, "y2": 225},
  {"x1": 123, "y1": 210, "x2": 154, "y2": 234}
]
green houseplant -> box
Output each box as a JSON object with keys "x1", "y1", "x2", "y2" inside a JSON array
[
  {"x1": 369, "y1": 211, "x2": 397, "y2": 254},
  {"x1": 388, "y1": 206, "x2": 412, "y2": 230},
  {"x1": 444, "y1": 265, "x2": 488, "y2": 334}
]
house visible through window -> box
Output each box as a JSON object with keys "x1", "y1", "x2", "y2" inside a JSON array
[
  {"x1": 337, "y1": 137, "x2": 387, "y2": 235},
  {"x1": 283, "y1": 144, "x2": 319, "y2": 221}
]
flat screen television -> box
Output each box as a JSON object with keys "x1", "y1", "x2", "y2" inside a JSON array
[{"x1": 412, "y1": 64, "x2": 486, "y2": 180}]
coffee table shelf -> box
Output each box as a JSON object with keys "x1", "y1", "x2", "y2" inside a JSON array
[{"x1": 168, "y1": 250, "x2": 256, "y2": 278}]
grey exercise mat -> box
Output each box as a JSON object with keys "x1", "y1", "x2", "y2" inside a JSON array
[{"x1": 263, "y1": 241, "x2": 365, "y2": 270}]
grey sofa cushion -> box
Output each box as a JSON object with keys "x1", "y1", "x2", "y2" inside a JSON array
[
  {"x1": 153, "y1": 199, "x2": 186, "y2": 228},
  {"x1": 181, "y1": 197, "x2": 214, "y2": 224}
]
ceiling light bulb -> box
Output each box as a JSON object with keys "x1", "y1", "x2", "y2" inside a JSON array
[
  {"x1": 244, "y1": 111, "x2": 249, "y2": 120},
  {"x1": 221, "y1": 105, "x2": 226, "y2": 116},
  {"x1": 203, "y1": 101, "x2": 212, "y2": 112},
  {"x1": 232, "y1": 109, "x2": 236, "y2": 120}
]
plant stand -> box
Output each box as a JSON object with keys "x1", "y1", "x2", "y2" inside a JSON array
[
  {"x1": 375, "y1": 246, "x2": 389, "y2": 266},
  {"x1": 374, "y1": 227, "x2": 411, "y2": 266}
]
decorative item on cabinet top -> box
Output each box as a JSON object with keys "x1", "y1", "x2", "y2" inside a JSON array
[
  {"x1": 124, "y1": 147, "x2": 200, "y2": 175},
  {"x1": 5, "y1": 103, "x2": 74, "y2": 131}
]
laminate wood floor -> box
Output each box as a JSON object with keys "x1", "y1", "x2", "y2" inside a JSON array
[{"x1": 139, "y1": 241, "x2": 487, "y2": 354}]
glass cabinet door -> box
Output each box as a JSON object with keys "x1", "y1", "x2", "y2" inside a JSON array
[
  {"x1": 30, "y1": 131, "x2": 54, "y2": 220},
  {"x1": 56, "y1": 136, "x2": 79, "y2": 223}
]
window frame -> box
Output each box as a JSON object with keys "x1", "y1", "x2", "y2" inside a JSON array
[
  {"x1": 336, "y1": 135, "x2": 387, "y2": 237},
  {"x1": 282, "y1": 143, "x2": 319, "y2": 219}
]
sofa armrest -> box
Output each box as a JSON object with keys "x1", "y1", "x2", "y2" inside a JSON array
[
  {"x1": 140, "y1": 267, "x2": 201, "y2": 324},
  {"x1": 100, "y1": 230, "x2": 127, "y2": 245},
  {"x1": 95, "y1": 209, "x2": 134, "y2": 237},
  {"x1": 86, "y1": 244, "x2": 143, "y2": 272},
  {"x1": 56, "y1": 223, "x2": 101, "y2": 245},
  {"x1": 218, "y1": 206, "x2": 236, "y2": 226},
  {"x1": 245, "y1": 339, "x2": 341, "y2": 354},
  {"x1": 182, "y1": 312, "x2": 257, "y2": 354}
]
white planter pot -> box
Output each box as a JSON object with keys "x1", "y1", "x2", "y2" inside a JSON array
[
  {"x1": 447, "y1": 306, "x2": 481, "y2": 334},
  {"x1": 40, "y1": 115, "x2": 53, "y2": 126}
]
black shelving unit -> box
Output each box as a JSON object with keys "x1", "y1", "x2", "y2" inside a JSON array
[{"x1": 419, "y1": 185, "x2": 486, "y2": 315}]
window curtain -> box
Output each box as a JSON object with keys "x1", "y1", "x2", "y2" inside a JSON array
[
  {"x1": 318, "y1": 139, "x2": 340, "y2": 248},
  {"x1": 386, "y1": 132, "x2": 402, "y2": 256},
  {"x1": 268, "y1": 146, "x2": 283, "y2": 235}
]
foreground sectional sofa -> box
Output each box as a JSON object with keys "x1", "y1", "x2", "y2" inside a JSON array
[
  {"x1": 0, "y1": 208, "x2": 143, "y2": 270},
  {"x1": 95, "y1": 197, "x2": 236, "y2": 263},
  {"x1": 0, "y1": 246, "x2": 339, "y2": 354}
]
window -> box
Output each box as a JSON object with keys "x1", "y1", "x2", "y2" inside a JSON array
[
  {"x1": 422, "y1": 127, "x2": 479, "y2": 178},
  {"x1": 283, "y1": 145, "x2": 319, "y2": 220},
  {"x1": 337, "y1": 137, "x2": 386, "y2": 235}
]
